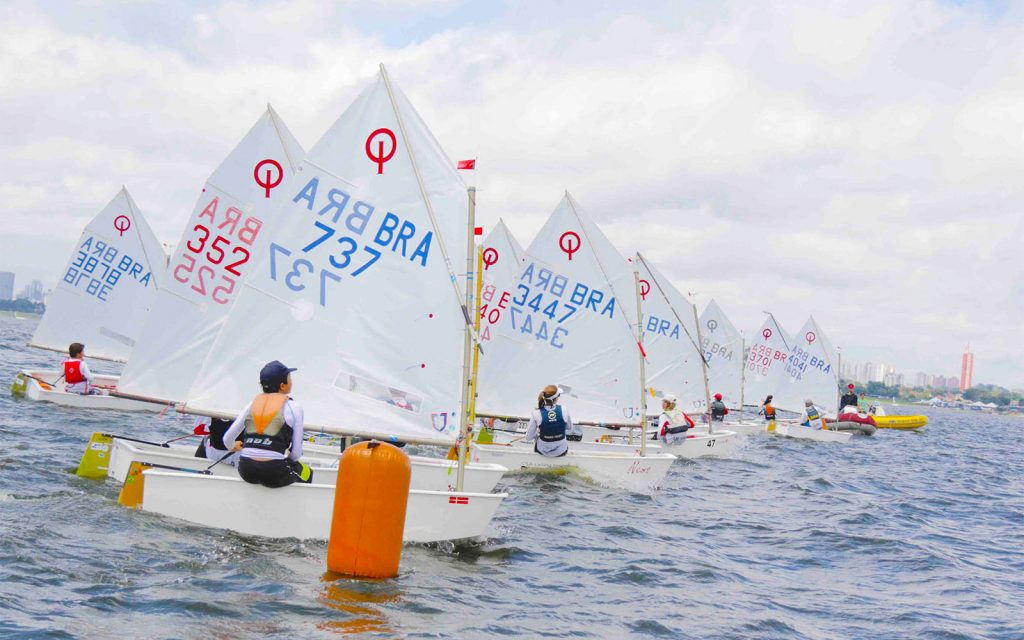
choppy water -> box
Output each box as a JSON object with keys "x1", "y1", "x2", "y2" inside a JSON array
[{"x1": 1, "y1": 319, "x2": 1021, "y2": 639}]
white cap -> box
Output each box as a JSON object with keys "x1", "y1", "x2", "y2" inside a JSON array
[
  {"x1": 663, "y1": 393, "x2": 677, "y2": 404},
  {"x1": 804, "y1": 399, "x2": 813, "y2": 406}
]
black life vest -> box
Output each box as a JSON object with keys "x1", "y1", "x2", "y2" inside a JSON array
[
  {"x1": 208, "y1": 418, "x2": 237, "y2": 451},
  {"x1": 538, "y1": 405, "x2": 567, "y2": 442},
  {"x1": 241, "y1": 395, "x2": 293, "y2": 456},
  {"x1": 840, "y1": 393, "x2": 858, "y2": 409},
  {"x1": 711, "y1": 401, "x2": 727, "y2": 421}
]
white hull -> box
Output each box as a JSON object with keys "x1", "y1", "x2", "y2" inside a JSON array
[
  {"x1": 774, "y1": 425, "x2": 852, "y2": 443},
  {"x1": 691, "y1": 421, "x2": 768, "y2": 437},
  {"x1": 489, "y1": 430, "x2": 664, "y2": 454},
  {"x1": 470, "y1": 443, "x2": 676, "y2": 492},
  {"x1": 139, "y1": 470, "x2": 505, "y2": 543},
  {"x1": 487, "y1": 428, "x2": 737, "y2": 460},
  {"x1": 12, "y1": 370, "x2": 167, "y2": 413},
  {"x1": 656, "y1": 430, "x2": 740, "y2": 458},
  {"x1": 107, "y1": 437, "x2": 506, "y2": 493}
]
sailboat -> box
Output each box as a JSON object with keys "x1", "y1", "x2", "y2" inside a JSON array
[
  {"x1": 698, "y1": 299, "x2": 744, "y2": 410},
  {"x1": 742, "y1": 312, "x2": 792, "y2": 412},
  {"x1": 628, "y1": 254, "x2": 740, "y2": 453},
  {"x1": 771, "y1": 317, "x2": 851, "y2": 443},
  {"x1": 116, "y1": 104, "x2": 305, "y2": 407},
  {"x1": 124, "y1": 66, "x2": 507, "y2": 543},
  {"x1": 471, "y1": 194, "x2": 676, "y2": 492},
  {"x1": 12, "y1": 188, "x2": 167, "y2": 410}
]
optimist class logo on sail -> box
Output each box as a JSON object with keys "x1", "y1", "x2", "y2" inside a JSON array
[{"x1": 267, "y1": 173, "x2": 434, "y2": 307}]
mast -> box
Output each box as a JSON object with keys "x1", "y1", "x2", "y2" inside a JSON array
[
  {"x1": 455, "y1": 186, "x2": 477, "y2": 491},
  {"x1": 836, "y1": 345, "x2": 843, "y2": 411},
  {"x1": 692, "y1": 298, "x2": 714, "y2": 434},
  {"x1": 634, "y1": 266, "x2": 647, "y2": 457},
  {"x1": 740, "y1": 334, "x2": 746, "y2": 409},
  {"x1": 635, "y1": 254, "x2": 706, "y2": 425}
]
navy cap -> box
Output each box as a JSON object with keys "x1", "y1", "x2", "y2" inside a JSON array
[{"x1": 260, "y1": 360, "x2": 297, "y2": 390}]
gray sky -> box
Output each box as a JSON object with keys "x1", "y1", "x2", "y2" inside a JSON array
[{"x1": 1, "y1": 0, "x2": 1020, "y2": 387}]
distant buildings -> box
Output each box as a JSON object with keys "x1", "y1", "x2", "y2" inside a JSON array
[
  {"x1": 12, "y1": 279, "x2": 45, "y2": 303},
  {"x1": 843, "y1": 359, "x2": 963, "y2": 392},
  {"x1": 0, "y1": 272, "x2": 13, "y2": 300},
  {"x1": 960, "y1": 345, "x2": 974, "y2": 392}
]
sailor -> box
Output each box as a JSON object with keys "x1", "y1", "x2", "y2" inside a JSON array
[
  {"x1": 801, "y1": 399, "x2": 826, "y2": 429},
  {"x1": 63, "y1": 342, "x2": 100, "y2": 395},
  {"x1": 759, "y1": 395, "x2": 777, "y2": 422},
  {"x1": 220, "y1": 360, "x2": 313, "y2": 488},
  {"x1": 657, "y1": 394, "x2": 695, "y2": 445},
  {"x1": 839, "y1": 384, "x2": 859, "y2": 412},
  {"x1": 710, "y1": 393, "x2": 729, "y2": 422},
  {"x1": 525, "y1": 385, "x2": 581, "y2": 457},
  {"x1": 193, "y1": 416, "x2": 241, "y2": 464}
]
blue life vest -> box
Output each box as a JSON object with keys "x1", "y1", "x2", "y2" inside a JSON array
[{"x1": 538, "y1": 405, "x2": 567, "y2": 442}]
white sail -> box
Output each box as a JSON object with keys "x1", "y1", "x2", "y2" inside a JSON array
[
  {"x1": 773, "y1": 317, "x2": 839, "y2": 414},
  {"x1": 118, "y1": 106, "x2": 305, "y2": 402},
  {"x1": 635, "y1": 254, "x2": 706, "y2": 414},
  {"x1": 698, "y1": 299, "x2": 744, "y2": 409},
  {"x1": 479, "y1": 219, "x2": 526, "y2": 345},
  {"x1": 476, "y1": 193, "x2": 642, "y2": 425},
  {"x1": 30, "y1": 188, "x2": 166, "y2": 362},
  {"x1": 743, "y1": 313, "x2": 791, "y2": 407},
  {"x1": 184, "y1": 68, "x2": 470, "y2": 445}
]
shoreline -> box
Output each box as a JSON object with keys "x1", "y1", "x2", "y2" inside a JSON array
[{"x1": 0, "y1": 311, "x2": 41, "y2": 320}]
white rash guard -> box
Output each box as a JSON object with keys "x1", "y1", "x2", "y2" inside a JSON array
[
  {"x1": 525, "y1": 404, "x2": 580, "y2": 457},
  {"x1": 221, "y1": 399, "x2": 305, "y2": 461}
]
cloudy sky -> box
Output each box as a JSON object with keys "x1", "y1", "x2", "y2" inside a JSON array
[{"x1": 1, "y1": 0, "x2": 1020, "y2": 387}]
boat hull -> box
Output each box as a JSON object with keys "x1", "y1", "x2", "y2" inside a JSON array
[
  {"x1": 832, "y1": 421, "x2": 876, "y2": 436},
  {"x1": 658, "y1": 430, "x2": 740, "y2": 458},
  {"x1": 470, "y1": 444, "x2": 676, "y2": 492},
  {"x1": 106, "y1": 437, "x2": 507, "y2": 493},
  {"x1": 774, "y1": 425, "x2": 853, "y2": 443},
  {"x1": 871, "y1": 415, "x2": 928, "y2": 430},
  {"x1": 139, "y1": 470, "x2": 505, "y2": 543},
  {"x1": 12, "y1": 370, "x2": 167, "y2": 413}
]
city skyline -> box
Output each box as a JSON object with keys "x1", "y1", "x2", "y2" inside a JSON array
[{"x1": 0, "y1": 270, "x2": 46, "y2": 304}]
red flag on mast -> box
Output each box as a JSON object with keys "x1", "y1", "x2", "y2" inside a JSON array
[{"x1": 457, "y1": 159, "x2": 476, "y2": 170}]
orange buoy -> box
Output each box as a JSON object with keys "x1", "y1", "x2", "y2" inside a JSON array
[{"x1": 327, "y1": 441, "x2": 411, "y2": 579}]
